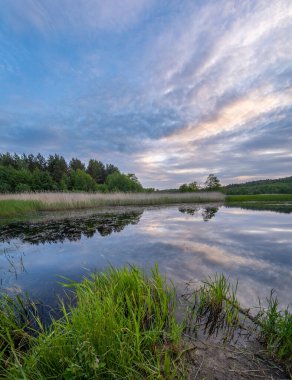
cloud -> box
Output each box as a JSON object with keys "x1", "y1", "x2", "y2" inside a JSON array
[
  {"x1": 0, "y1": 0, "x2": 291, "y2": 187},
  {"x1": 1, "y1": 0, "x2": 153, "y2": 35}
]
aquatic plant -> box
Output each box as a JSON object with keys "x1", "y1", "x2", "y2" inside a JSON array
[
  {"x1": 185, "y1": 273, "x2": 240, "y2": 342},
  {"x1": 1, "y1": 266, "x2": 186, "y2": 379},
  {"x1": 256, "y1": 290, "x2": 292, "y2": 362}
]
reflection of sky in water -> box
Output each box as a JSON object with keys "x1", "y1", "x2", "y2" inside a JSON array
[{"x1": 0, "y1": 206, "x2": 291, "y2": 309}]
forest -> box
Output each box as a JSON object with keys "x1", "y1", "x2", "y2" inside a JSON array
[
  {"x1": 223, "y1": 176, "x2": 292, "y2": 194},
  {"x1": 0, "y1": 152, "x2": 144, "y2": 193}
]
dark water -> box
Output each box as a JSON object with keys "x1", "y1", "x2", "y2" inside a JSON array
[{"x1": 0, "y1": 204, "x2": 291, "y2": 309}]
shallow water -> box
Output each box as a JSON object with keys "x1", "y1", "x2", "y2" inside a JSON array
[{"x1": 0, "y1": 204, "x2": 291, "y2": 309}]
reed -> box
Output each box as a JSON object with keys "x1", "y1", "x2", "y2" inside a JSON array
[{"x1": 0, "y1": 192, "x2": 224, "y2": 217}]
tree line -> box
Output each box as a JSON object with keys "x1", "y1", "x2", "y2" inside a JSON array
[
  {"x1": 223, "y1": 176, "x2": 292, "y2": 195},
  {"x1": 0, "y1": 152, "x2": 144, "y2": 193},
  {"x1": 179, "y1": 174, "x2": 222, "y2": 192}
]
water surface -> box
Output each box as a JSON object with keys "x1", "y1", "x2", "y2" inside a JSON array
[{"x1": 0, "y1": 205, "x2": 291, "y2": 309}]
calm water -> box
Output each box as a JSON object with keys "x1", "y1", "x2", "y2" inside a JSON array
[{"x1": 0, "y1": 204, "x2": 291, "y2": 309}]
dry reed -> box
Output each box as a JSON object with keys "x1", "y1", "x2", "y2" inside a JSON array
[{"x1": 0, "y1": 191, "x2": 225, "y2": 208}]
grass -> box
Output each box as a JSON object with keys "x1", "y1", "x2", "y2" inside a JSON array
[
  {"x1": 226, "y1": 194, "x2": 292, "y2": 202},
  {"x1": 0, "y1": 192, "x2": 224, "y2": 218},
  {"x1": 185, "y1": 273, "x2": 240, "y2": 342},
  {"x1": 185, "y1": 274, "x2": 292, "y2": 366},
  {"x1": 256, "y1": 290, "x2": 292, "y2": 361},
  {"x1": 0, "y1": 266, "x2": 186, "y2": 379},
  {"x1": 0, "y1": 200, "x2": 42, "y2": 217},
  {"x1": 0, "y1": 268, "x2": 291, "y2": 378}
]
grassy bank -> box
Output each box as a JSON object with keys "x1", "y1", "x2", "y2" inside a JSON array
[
  {"x1": 0, "y1": 192, "x2": 224, "y2": 218},
  {"x1": 226, "y1": 194, "x2": 292, "y2": 202},
  {"x1": 0, "y1": 267, "x2": 185, "y2": 379},
  {"x1": 0, "y1": 267, "x2": 291, "y2": 378},
  {"x1": 0, "y1": 200, "x2": 42, "y2": 217}
]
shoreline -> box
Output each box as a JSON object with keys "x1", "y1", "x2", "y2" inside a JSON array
[
  {"x1": 1, "y1": 192, "x2": 292, "y2": 218},
  {"x1": 0, "y1": 191, "x2": 224, "y2": 218},
  {"x1": 0, "y1": 266, "x2": 290, "y2": 379}
]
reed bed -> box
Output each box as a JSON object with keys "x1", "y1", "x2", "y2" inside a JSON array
[{"x1": 0, "y1": 192, "x2": 224, "y2": 217}]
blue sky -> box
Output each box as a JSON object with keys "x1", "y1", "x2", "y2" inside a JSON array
[{"x1": 0, "y1": 0, "x2": 291, "y2": 188}]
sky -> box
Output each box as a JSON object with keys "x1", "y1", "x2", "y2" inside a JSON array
[{"x1": 0, "y1": 0, "x2": 291, "y2": 189}]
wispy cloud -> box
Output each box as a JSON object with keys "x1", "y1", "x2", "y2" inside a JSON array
[{"x1": 0, "y1": 0, "x2": 291, "y2": 187}]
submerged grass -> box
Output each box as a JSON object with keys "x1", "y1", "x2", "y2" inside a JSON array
[
  {"x1": 0, "y1": 266, "x2": 185, "y2": 379},
  {"x1": 0, "y1": 192, "x2": 225, "y2": 217}
]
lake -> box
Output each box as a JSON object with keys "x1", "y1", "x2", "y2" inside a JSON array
[{"x1": 0, "y1": 204, "x2": 291, "y2": 311}]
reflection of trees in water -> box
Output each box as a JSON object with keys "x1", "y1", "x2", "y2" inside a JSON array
[
  {"x1": 179, "y1": 206, "x2": 219, "y2": 221},
  {"x1": 0, "y1": 211, "x2": 143, "y2": 245},
  {"x1": 201, "y1": 207, "x2": 219, "y2": 221}
]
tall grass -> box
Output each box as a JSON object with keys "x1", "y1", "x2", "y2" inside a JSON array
[
  {"x1": 1, "y1": 266, "x2": 186, "y2": 379},
  {"x1": 0, "y1": 200, "x2": 42, "y2": 217},
  {"x1": 0, "y1": 192, "x2": 224, "y2": 217},
  {"x1": 256, "y1": 290, "x2": 292, "y2": 361},
  {"x1": 1, "y1": 269, "x2": 291, "y2": 378},
  {"x1": 185, "y1": 274, "x2": 240, "y2": 342}
]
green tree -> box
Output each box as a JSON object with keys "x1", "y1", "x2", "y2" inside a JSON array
[
  {"x1": 204, "y1": 174, "x2": 221, "y2": 191},
  {"x1": 106, "y1": 172, "x2": 143, "y2": 192},
  {"x1": 104, "y1": 164, "x2": 119, "y2": 180},
  {"x1": 0, "y1": 152, "x2": 17, "y2": 168},
  {"x1": 69, "y1": 158, "x2": 85, "y2": 172},
  {"x1": 179, "y1": 181, "x2": 199, "y2": 192},
  {"x1": 179, "y1": 184, "x2": 189, "y2": 192},
  {"x1": 31, "y1": 169, "x2": 54, "y2": 191},
  {"x1": 87, "y1": 159, "x2": 105, "y2": 184},
  {"x1": 0, "y1": 165, "x2": 13, "y2": 192},
  {"x1": 71, "y1": 169, "x2": 97, "y2": 192},
  {"x1": 47, "y1": 154, "x2": 68, "y2": 183}
]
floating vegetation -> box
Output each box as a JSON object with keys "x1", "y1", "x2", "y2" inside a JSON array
[{"x1": 0, "y1": 210, "x2": 143, "y2": 244}]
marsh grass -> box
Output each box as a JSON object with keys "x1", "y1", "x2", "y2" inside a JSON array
[
  {"x1": 0, "y1": 192, "x2": 224, "y2": 217},
  {"x1": 1, "y1": 266, "x2": 186, "y2": 379},
  {"x1": 0, "y1": 200, "x2": 42, "y2": 217},
  {"x1": 1, "y1": 269, "x2": 291, "y2": 378},
  {"x1": 255, "y1": 290, "x2": 292, "y2": 362},
  {"x1": 185, "y1": 274, "x2": 292, "y2": 366},
  {"x1": 0, "y1": 294, "x2": 36, "y2": 367},
  {"x1": 185, "y1": 274, "x2": 240, "y2": 342}
]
